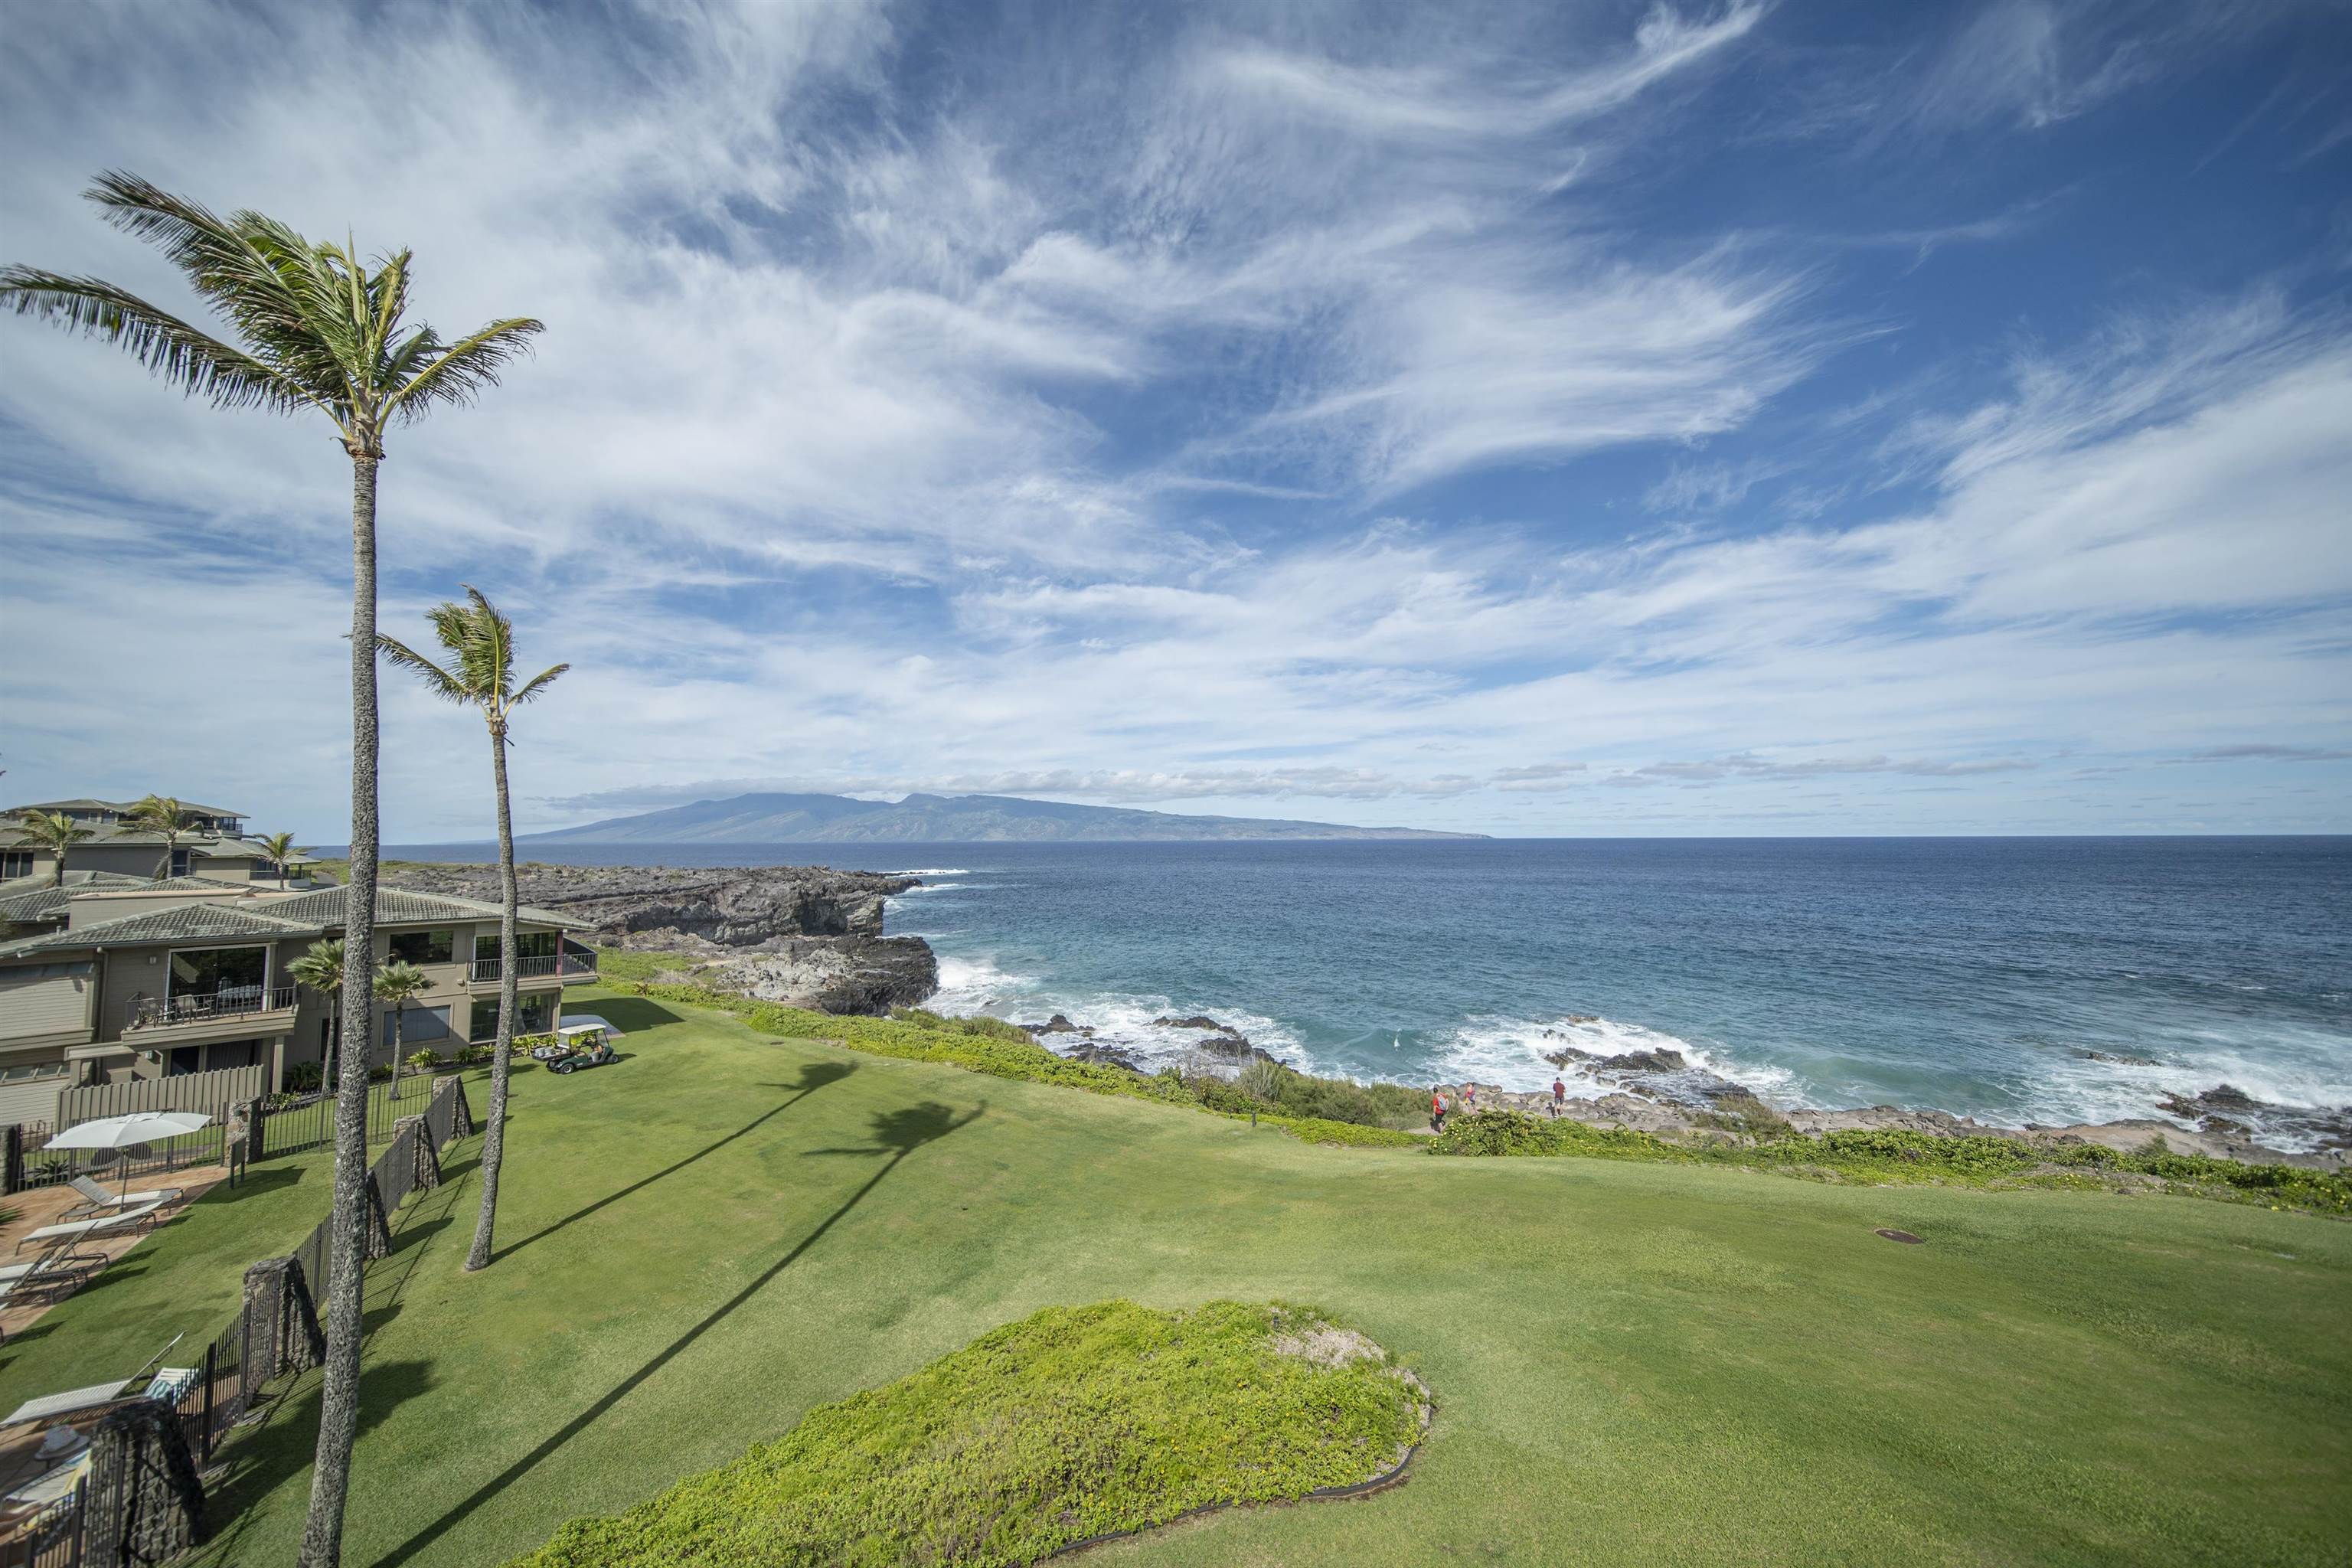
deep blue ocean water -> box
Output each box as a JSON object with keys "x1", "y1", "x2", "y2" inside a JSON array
[{"x1": 391, "y1": 837, "x2": 2351, "y2": 1147}]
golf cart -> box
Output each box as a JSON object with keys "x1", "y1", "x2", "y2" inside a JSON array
[{"x1": 544, "y1": 1021, "x2": 616, "y2": 1075}]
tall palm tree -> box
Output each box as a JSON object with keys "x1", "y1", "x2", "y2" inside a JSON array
[
  {"x1": 9, "y1": 810, "x2": 93, "y2": 887},
  {"x1": 379, "y1": 586, "x2": 566, "y2": 1270},
  {"x1": 259, "y1": 831, "x2": 303, "y2": 887},
  {"x1": 2, "y1": 172, "x2": 541, "y2": 1568},
  {"x1": 122, "y1": 794, "x2": 198, "y2": 880},
  {"x1": 371, "y1": 960, "x2": 430, "y2": 1099},
  {"x1": 289, "y1": 939, "x2": 346, "y2": 1090}
]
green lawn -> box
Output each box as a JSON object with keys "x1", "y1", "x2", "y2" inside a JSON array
[
  {"x1": 0, "y1": 1147, "x2": 336, "y2": 1405},
  {"x1": 18, "y1": 985, "x2": 2347, "y2": 1566}
]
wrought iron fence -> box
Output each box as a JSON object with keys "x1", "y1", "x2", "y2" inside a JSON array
[
  {"x1": 122, "y1": 986, "x2": 298, "y2": 1033},
  {"x1": 2, "y1": 1077, "x2": 471, "y2": 1567},
  {"x1": 256, "y1": 1065, "x2": 468, "y2": 1158}
]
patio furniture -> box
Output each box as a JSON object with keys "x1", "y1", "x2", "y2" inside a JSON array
[
  {"x1": 0, "y1": 1247, "x2": 108, "y2": 1323},
  {"x1": 61, "y1": 1175, "x2": 185, "y2": 1219},
  {"x1": 36, "y1": 1111, "x2": 213, "y2": 1208},
  {"x1": 12, "y1": 1198, "x2": 166, "y2": 1255},
  {"x1": 0, "y1": 1383, "x2": 132, "y2": 1434}
]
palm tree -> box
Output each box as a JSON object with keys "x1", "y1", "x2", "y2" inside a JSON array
[
  {"x1": 2, "y1": 172, "x2": 541, "y2": 1566},
  {"x1": 379, "y1": 586, "x2": 565, "y2": 1270},
  {"x1": 259, "y1": 831, "x2": 303, "y2": 887},
  {"x1": 372, "y1": 960, "x2": 430, "y2": 1099},
  {"x1": 289, "y1": 939, "x2": 346, "y2": 1089},
  {"x1": 122, "y1": 794, "x2": 198, "y2": 880},
  {"x1": 9, "y1": 810, "x2": 93, "y2": 887}
]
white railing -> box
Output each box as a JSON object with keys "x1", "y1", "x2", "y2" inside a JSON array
[{"x1": 470, "y1": 953, "x2": 596, "y2": 983}]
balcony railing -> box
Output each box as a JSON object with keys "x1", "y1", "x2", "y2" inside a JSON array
[
  {"x1": 469, "y1": 953, "x2": 598, "y2": 984},
  {"x1": 126, "y1": 985, "x2": 298, "y2": 1032}
]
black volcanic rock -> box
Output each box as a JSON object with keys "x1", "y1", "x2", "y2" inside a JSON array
[{"x1": 381, "y1": 861, "x2": 935, "y2": 1016}]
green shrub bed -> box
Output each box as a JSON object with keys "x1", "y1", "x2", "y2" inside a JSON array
[
  {"x1": 1431, "y1": 1111, "x2": 2352, "y2": 1214},
  {"x1": 509, "y1": 1300, "x2": 1426, "y2": 1568}
]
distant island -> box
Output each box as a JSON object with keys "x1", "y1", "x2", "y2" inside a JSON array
[{"x1": 518, "y1": 791, "x2": 1485, "y2": 844}]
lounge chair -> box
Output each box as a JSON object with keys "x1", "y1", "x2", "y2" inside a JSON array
[
  {"x1": 0, "y1": 1246, "x2": 107, "y2": 1331},
  {"x1": 11, "y1": 1198, "x2": 166, "y2": 1255},
  {"x1": 61, "y1": 1175, "x2": 184, "y2": 1219}
]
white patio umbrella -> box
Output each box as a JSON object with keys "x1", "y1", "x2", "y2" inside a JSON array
[{"x1": 41, "y1": 1111, "x2": 213, "y2": 1203}]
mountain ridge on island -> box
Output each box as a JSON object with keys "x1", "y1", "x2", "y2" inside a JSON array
[{"x1": 518, "y1": 791, "x2": 1486, "y2": 844}]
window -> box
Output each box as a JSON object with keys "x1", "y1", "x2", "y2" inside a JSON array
[
  {"x1": 469, "y1": 994, "x2": 552, "y2": 1041},
  {"x1": 475, "y1": 930, "x2": 558, "y2": 962},
  {"x1": 0, "y1": 851, "x2": 34, "y2": 879},
  {"x1": 168, "y1": 1046, "x2": 201, "y2": 1076},
  {"x1": 170, "y1": 848, "x2": 191, "y2": 877},
  {"x1": 168, "y1": 946, "x2": 266, "y2": 1002},
  {"x1": 0, "y1": 1061, "x2": 67, "y2": 1083},
  {"x1": 389, "y1": 928, "x2": 456, "y2": 965}
]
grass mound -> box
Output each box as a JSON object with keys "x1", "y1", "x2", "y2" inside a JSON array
[{"x1": 509, "y1": 1300, "x2": 1426, "y2": 1568}]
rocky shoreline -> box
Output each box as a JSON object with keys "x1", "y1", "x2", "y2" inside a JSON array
[
  {"x1": 387, "y1": 858, "x2": 2343, "y2": 1170},
  {"x1": 1019, "y1": 1009, "x2": 2348, "y2": 1171},
  {"x1": 388, "y1": 860, "x2": 939, "y2": 1014}
]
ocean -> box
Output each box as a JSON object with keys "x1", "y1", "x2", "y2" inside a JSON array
[{"x1": 391, "y1": 836, "x2": 2351, "y2": 1151}]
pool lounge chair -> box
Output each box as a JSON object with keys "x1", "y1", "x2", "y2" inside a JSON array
[
  {"x1": 0, "y1": 1246, "x2": 107, "y2": 1334},
  {"x1": 11, "y1": 1198, "x2": 166, "y2": 1256},
  {"x1": 60, "y1": 1176, "x2": 184, "y2": 1219}
]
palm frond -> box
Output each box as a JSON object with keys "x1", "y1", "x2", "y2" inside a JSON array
[
  {"x1": 374, "y1": 634, "x2": 472, "y2": 704},
  {"x1": 513, "y1": 663, "x2": 570, "y2": 705},
  {"x1": 386, "y1": 316, "x2": 544, "y2": 418},
  {"x1": 0, "y1": 267, "x2": 314, "y2": 413}
]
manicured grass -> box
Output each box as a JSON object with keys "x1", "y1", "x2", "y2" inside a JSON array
[
  {"x1": 0, "y1": 1148, "x2": 336, "y2": 1406},
  {"x1": 515, "y1": 1299, "x2": 1425, "y2": 1566},
  {"x1": 21, "y1": 985, "x2": 2337, "y2": 1566}
]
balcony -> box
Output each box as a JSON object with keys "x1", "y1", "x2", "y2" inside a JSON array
[
  {"x1": 468, "y1": 953, "x2": 599, "y2": 987},
  {"x1": 122, "y1": 985, "x2": 299, "y2": 1044}
]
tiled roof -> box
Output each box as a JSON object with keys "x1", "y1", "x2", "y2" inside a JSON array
[
  {"x1": 0, "y1": 902, "x2": 325, "y2": 959},
  {"x1": 0, "y1": 874, "x2": 165, "y2": 926},
  {"x1": 260, "y1": 884, "x2": 593, "y2": 932},
  {"x1": 7, "y1": 798, "x2": 243, "y2": 818}
]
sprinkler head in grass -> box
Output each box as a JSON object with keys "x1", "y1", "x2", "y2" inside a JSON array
[{"x1": 1874, "y1": 1228, "x2": 1924, "y2": 1244}]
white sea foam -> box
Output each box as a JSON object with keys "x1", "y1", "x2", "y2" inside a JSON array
[
  {"x1": 921, "y1": 945, "x2": 1312, "y2": 1074},
  {"x1": 893, "y1": 867, "x2": 972, "y2": 877},
  {"x1": 1432, "y1": 1013, "x2": 1803, "y2": 1102},
  {"x1": 2011, "y1": 1024, "x2": 2351, "y2": 1152}
]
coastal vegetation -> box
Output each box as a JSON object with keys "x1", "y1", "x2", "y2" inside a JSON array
[
  {"x1": 620, "y1": 972, "x2": 2352, "y2": 1215},
  {"x1": 511, "y1": 1300, "x2": 1425, "y2": 1567}
]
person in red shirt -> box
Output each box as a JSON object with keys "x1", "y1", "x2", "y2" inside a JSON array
[
  {"x1": 1430, "y1": 1088, "x2": 1447, "y2": 1134},
  {"x1": 1551, "y1": 1076, "x2": 1566, "y2": 1119}
]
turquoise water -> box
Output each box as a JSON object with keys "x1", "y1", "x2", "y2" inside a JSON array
[{"x1": 398, "y1": 837, "x2": 2351, "y2": 1146}]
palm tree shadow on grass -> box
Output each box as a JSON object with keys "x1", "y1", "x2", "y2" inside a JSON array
[
  {"x1": 493, "y1": 1060, "x2": 857, "y2": 1264},
  {"x1": 374, "y1": 1096, "x2": 982, "y2": 1568}
]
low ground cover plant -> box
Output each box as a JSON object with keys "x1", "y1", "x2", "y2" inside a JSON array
[
  {"x1": 510, "y1": 1299, "x2": 1424, "y2": 1568},
  {"x1": 1431, "y1": 1110, "x2": 2352, "y2": 1214}
]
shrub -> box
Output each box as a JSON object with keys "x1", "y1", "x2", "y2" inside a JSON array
[
  {"x1": 1233, "y1": 1057, "x2": 1286, "y2": 1103},
  {"x1": 511, "y1": 1300, "x2": 1424, "y2": 1568},
  {"x1": 406, "y1": 1050, "x2": 440, "y2": 1072},
  {"x1": 283, "y1": 1061, "x2": 322, "y2": 1094}
]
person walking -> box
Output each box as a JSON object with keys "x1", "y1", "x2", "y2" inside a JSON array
[
  {"x1": 1430, "y1": 1087, "x2": 1447, "y2": 1134},
  {"x1": 1551, "y1": 1076, "x2": 1566, "y2": 1119}
]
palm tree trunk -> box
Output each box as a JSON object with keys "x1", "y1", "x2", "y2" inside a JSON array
[
  {"x1": 302, "y1": 451, "x2": 381, "y2": 1568},
  {"x1": 467, "y1": 721, "x2": 518, "y2": 1271}
]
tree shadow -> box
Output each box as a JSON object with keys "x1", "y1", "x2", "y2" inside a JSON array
[
  {"x1": 194, "y1": 1357, "x2": 434, "y2": 1565},
  {"x1": 492, "y1": 1060, "x2": 857, "y2": 1264},
  {"x1": 374, "y1": 1096, "x2": 981, "y2": 1568},
  {"x1": 576, "y1": 997, "x2": 683, "y2": 1032}
]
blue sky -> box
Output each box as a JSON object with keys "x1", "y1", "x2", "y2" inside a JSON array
[{"x1": 2, "y1": 0, "x2": 2348, "y2": 839}]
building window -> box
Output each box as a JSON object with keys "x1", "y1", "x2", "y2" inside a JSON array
[
  {"x1": 168, "y1": 1046, "x2": 201, "y2": 1076},
  {"x1": 0, "y1": 1061, "x2": 67, "y2": 1083},
  {"x1": 389, "y1": 928, "x2": 456, "y2": 965},
  {"x1": 469, "y1": 994, "x2": 552, "y2": 1041},
  {"x1": 475, "y1": 930, "x2": 558, "y2": 962},
  {"x1": 0, "y1": 851, "x2": 34, "y2": 880},
  {"x1": 168, "y1": 945, "x2": 266, "y2": 1004}
]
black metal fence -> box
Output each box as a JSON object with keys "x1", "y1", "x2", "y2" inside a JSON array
[
  {"x1": 1, "y1": 1076, "x2": 474, "y2": 1568},
  {"x1": 251, "y1": 1066, "x2": 469, "y2": 1158}
]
